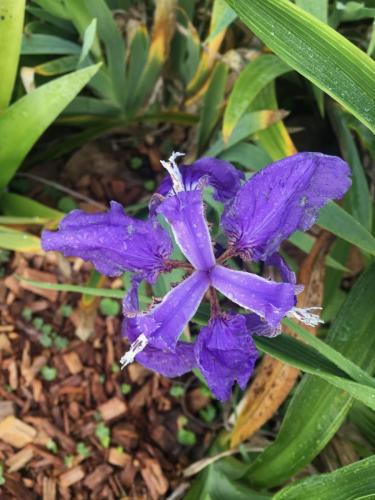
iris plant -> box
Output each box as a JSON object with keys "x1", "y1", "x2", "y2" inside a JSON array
[{"x1": 42, "y1": 152, "x2": 350, "y2": 400}]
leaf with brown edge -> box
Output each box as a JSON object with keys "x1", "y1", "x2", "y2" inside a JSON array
[{"x1": 230, "y1": 232, "x2": 333, "y2": 448}]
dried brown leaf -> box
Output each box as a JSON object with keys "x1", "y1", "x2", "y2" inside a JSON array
[{"x1": 230, "y1": 232, "x2": 333, "y2": 447}]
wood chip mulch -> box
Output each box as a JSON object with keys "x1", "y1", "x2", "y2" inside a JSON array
[{"x1": 0, "y1": 250, "x2": 216, "y2": 499}]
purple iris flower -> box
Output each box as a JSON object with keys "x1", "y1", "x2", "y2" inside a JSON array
[{"x1": 42, "y1": 152, "x2": 351, "y2": 400}]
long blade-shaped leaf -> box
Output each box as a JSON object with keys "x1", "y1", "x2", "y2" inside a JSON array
[
  {"x1": 245, "y1": 263, "x2": 375, "y2": 488},
  {"x1": 318, "y1": 202, "x2": 375, "y2": 256},
  {"x1": 223, "y1": 0, "x2": 375, "y2": 133},
  {"x1": 0, "y1": 0, "x2": 25, "y2": 109},
  {"x1": 275, "y1": 455, "x2": 375, "y2": 500},
  {"x1": 329, "y1": 104, "x2": 372, "y2": 231},
  {"x1": 223, "y1": 55, "x2": 291, "y2": 141},
  {"x1": 0, "y1": 64, "x2": 100, "y2": 191}
]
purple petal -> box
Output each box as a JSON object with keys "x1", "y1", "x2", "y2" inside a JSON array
[
  {"x1": 266, "y1": 252, "x2": 296, "y2": 284},
  {"x1": 210, "y1": 265, "x2": 296, "y2": 326},
  {"x1": 158, "y1": 157, "x2": 244, "y2": 202},
  {"x1": 245, "y1": 313, "x2": 281, "y2": 338},
  {"x1": 42, "y1": 201, "x2": 173, "y2": 282},
  {"x1": 195, "y1": 314, "x2": 258, "y2": 401},
  {"x1": 221, "y1": 153, "x2": 351, "y2": 260},
  {"x1": 157, "y1": 190, "x2": 215, "y2": 271},
  {"x1": 135, "y1": 341, "x2": 196, "y2": 377},
  {"x1": 126, "y1": 271, "x2": 209, "y2": 351}
]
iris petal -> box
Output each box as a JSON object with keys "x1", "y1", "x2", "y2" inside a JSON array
[
  {"x1": 42, "y1": 201, "x2": 173, "y2": 282},
  {"x1": 157, "y1": 190, "x2": 216, "y2": 271},
  {"x1": 195, "y1": 314, "x2": 258, "y2": 401},
  {"x1": 127, "y1": 270, "x2": 210, "y2": 350},
  {"x1": 221, "y1": 153, "x2": 351, "y2": 260},
  {"x1": 158, "y1": 157, "x2": 244, "y2": 202},
  {"x1": 210, "y1": 265, "x2": 296, "y2": 326}
]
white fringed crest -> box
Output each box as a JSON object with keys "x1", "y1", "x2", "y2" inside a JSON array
[{"x1": 120, "y1": 333, "x2": 148, "y2": 369}]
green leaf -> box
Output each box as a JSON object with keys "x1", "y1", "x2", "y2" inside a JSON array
[
  {"x1": 224, "y1": 0, "x2": 375, "y2": 133},
  {"x1": 33, "y1": 55, "x2": 80, "y2": 76},
  {"x1": 0, "y1": 64, "x2": 100, "y2": 191},
  {"x1": 329, "y1": 104, "x2": 372, "y2": 231},
  {"x1": 17, "y1": 276, "x2": 125, "y2": 298},
  {"x1": 318, "y1": 202, "x2": 375, "y2": 256},
  {"x1": 204, "y1": 0, "x2": 237, "y2": 43},
  {"x1": 283, "y1": 318, "x2": 375, "y2": 389},
  {"x1": 288, "y1": 232, "x2": 349, "y2": 272},
  {"x1": 207, "y1": 109, "x2": 286, "y2": 157},
  {"x1": 21, "y1": 33, "x2": 81, "y2": 54},
  {"x1": 85, "y1": 0, "x2": 126, "y2": 108},
  {"x1": 295, "y1": 0, "x2": 328, "y2": 115},
  {"x1": 349, "y1": 402, "x2": 375, "y2": 448},
  {"x1": 0, "y1": 226, "x2": 41, "y2": 252},
  {"x1": 186, "y1": 459, "x2": 270, "y2": 500},
  {"x1": 274, "y1": 455, "x2": 375, "y2": 500},
  {"x1": 79, "y1": 18, "x2": 98, "y2": 64},
  {"x1": 245, "y1": 263, "x2": 375, "y2": 488},
  {"x1": 249, "y1": 82, "x2": 297, "y2": 160},
  {"x1": 219, "y1": 142, "x2": 273, "y2": 171},
  {"x1": 0, "y1": 0, "x2": 25, "y2": 109},
  {"x1": 223, "y1": 55, "x2": 291, "y2": 141},
  {"x1": 295, "y1": 0, "x2": 328, "y2": 24},
  {"x1": 0, "y1": 192, "x2": 63, "y2": 220},
  {"x1": 197, "y1": 62, "x2": 228, "y2": 154}
]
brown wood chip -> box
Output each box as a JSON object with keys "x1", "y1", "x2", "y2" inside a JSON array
[
  {"x1": 83, "y1": 464, "x2": 113, "y2": 491},
  {"x1": 0, "y1": 401, "x2": 15, "y2": 420},
  {"x1": 43, "y1": 477, "x2": 57, "y2": 500},
  {"x1": 99, "y1": 397, "x2": 127, "y2": 422},
  {"x1": 0, "y1": 333, "x2": 12, "y2": 353},
  {"x1": 140, "y1": 456, "x2": 169, "y2": 500},
  {"x1": 0, "y1": 416, "x2": 37, "y2": 448},
  {"x1": 62, "y1": 351, "x2": 83, "y2": 375},
  {"x1": 6, "y1": 444, "x2": 34, "y2": 472},
  {"x1": 19, "y1": 268, "x2": 58, "y2": 301},
  {"x1": 59, "y1": 466, "x2": 85, "y2": 489},
  {"x1": 108, "y1": 448, "x2": 132, "y2": 468}
]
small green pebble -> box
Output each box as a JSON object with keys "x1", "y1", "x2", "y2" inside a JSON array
[
  {"x1": 111, "y1": 363, "x2": 120, "y2": 374},
  {"x1": 22, "y1": 307, "x2": 33, "y2": 321},
  {"x1": 0, "y1": 464, "x2": 5, "y2": 485},
  {"x1": 199, "y1": 405, "x2": 216, "y2": 423},
  {"x1": 58, "y1": 196, "x2": 77, "y2": 213},
  {"x1": 40, "y1": 365, "x2": 58, "y2": 381},
  {"x1": 54, "y1": 336, "x2": 69, "y2": 350},
  {"x1": 46, "y1": 439, "x2": 58, "y2": 454},
  {"x1": 5, "y1": 385, "x2": 13, "y2": 393},
  {"x1": 130, "y1": 157, "x2": 143, "y2": 170},
  {"x1": 76, "y1": 442, "x2": 91, "y2": 458},
  {"x1": 144, "y1": 180, "x2": 156, "y2": 192},
  {"x1": 199, "y1": 385, "x2": 212, "y2": 398},
  {"x1": 169, "y1": 385, "x2": 185, "y2": 398},
  {"x1": 32, "y1": 317, "x2": 44, "y2": 330},
  {"x1": 59, "y1": 304, "x2": 73, "y2": 318},
  {"x1": 121, "y1": 383, "x2": 132, "y2": 395},
  {"x1": 95, "y1": 422, "x2": 110, "y2": 448},
  {"x1": 177, "y1": 428, "x2": 197, "y2": 446},
  {"x1": 40, "y1": 334, "x2": 53, "y2": 348},
  {"x1": 99, "y1": 298, "x2": 120, "y2": 317},
  {"x1": 177, "y1": 415, "x2": 188, "y2": 428},
  {"x1": 64, "y1": 454, "x2": 74, "y2": 468},
  {"x1": 99, "y1": 374, "x2": 106, "y2": 384},
  {"x1": 41, "y1": 324, "x2": 52, "y2": 335}
]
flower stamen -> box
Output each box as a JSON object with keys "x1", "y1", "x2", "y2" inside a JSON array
[
  {"x1": 120, "y1": 333, "x2": 148, "y2": 369},
  {"x1": 287, "y1": 307, "x2": 324, "y2": 327},
  {"x1": 160, "y1": 151, "x2": 185, "y2": 192}
]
